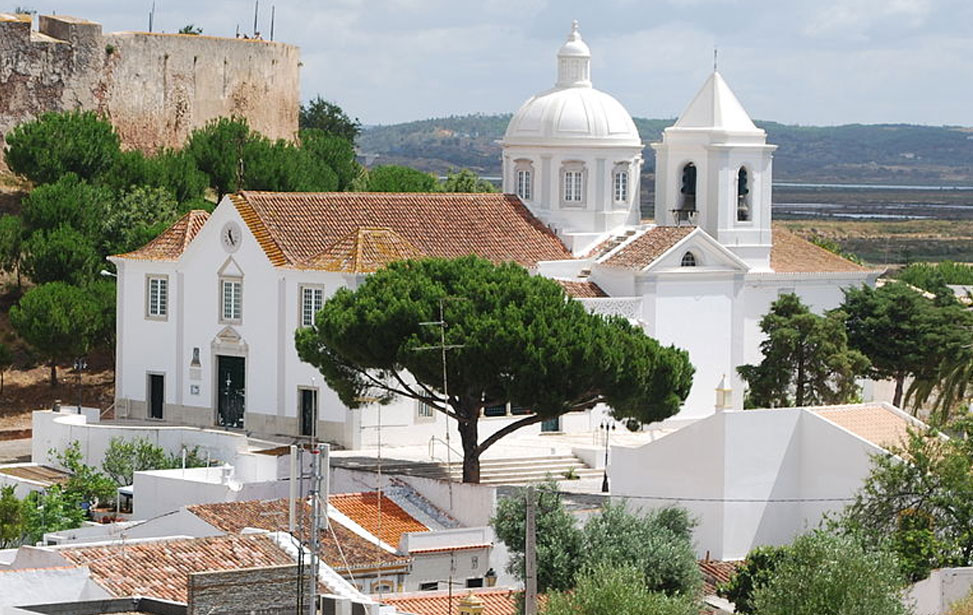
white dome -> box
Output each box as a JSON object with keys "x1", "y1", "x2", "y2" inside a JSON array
[
  {"x1": 504, "y1": 87, "x2": 641, "y2": 146},
  {"x1": 502, "y1": 22, "x2": 641, "y2": 147}
]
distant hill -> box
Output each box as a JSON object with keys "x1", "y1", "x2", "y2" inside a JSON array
[{"x1": 359, "y1": 114, "x2": 973, "y2": 186}]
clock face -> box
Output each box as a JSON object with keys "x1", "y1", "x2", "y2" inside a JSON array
[{"x1": 221, "y1": 221, "x2": 242, "y2": 252}]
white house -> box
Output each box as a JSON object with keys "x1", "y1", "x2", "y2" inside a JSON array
[
  {"x1": 110, "y1": 22, "x2": 880, "y2": 447},
  {"x1": 610, "y1": 402, "x2": 925, "y2": 560}
]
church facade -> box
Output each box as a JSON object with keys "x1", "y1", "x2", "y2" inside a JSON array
[{"x1": 110, "y1": 23, "x2": 880, "y2": 446}]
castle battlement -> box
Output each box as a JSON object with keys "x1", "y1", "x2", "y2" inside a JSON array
[{"x1": 0, "y1": 14, "x2": 300, "y2": 161}]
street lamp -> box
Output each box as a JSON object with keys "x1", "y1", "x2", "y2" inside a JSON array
[
  {"x1": 74, "y1": 357, "x2": 87, "y2": 414},
  {"x1": 600, "y1": 419, "x2": 615, "y2": 493}
]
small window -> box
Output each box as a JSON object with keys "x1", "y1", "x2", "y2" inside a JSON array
[
  {"x1": 416, "y1": 401, "x2": 435, "y2": 421},
  {"x1": 483, "y1": 403, "x2": 508, "y2": 417},
  {"x1": 372, "y1": 580, "x2": 394, "y2": 593},
  {"x1": 221, "y1": 278, "x2": 242, "y2": 322},
  {"x1": 516, "y1": 170, "x2": 532, "y2": 201},
  {"x1": 680, "y1": 163, "x2": 697, "y2": 209},
  {"x1": 466, "y1": 578, "x2": 484, "y2": 588},
  {"x1": 419, "y1": 582, "x2": 439, "y2": 591},
  {"x1": 300, "y1": 286, "x2": 324, "y2": 327},
  {"x1": 737, "y1": 167, "x2": 751, "y2": 222},
  {"x1": 564, "y1": 170, "x2": 583, "y2": 202},
  {"x1": 146, "y1": 276, "x2": 168, "y2": 318},
  {"x1": 680, "y1": 252, "x2": 697, "y2": 267},
  {"x1": 613, "y1": 169, "x2": 629, "y2": 203}
]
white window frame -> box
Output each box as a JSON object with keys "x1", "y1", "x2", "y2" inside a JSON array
[
  {"x1": 220, "y1": 277, "x2": 243, "y2": 323},
  {"x1": 299, "y1": 285, "x2": 325, "y2": 328},
  {"x1": 514, "y1": 159, "x2": 534, "y2": 201},
  {"x1": 613, "y1": 167, "x2": 629, "y2": 204},
  {"x1": 145, "y1": 275, "x2": 168, "y2": 320},
  {"x1": 560, "y1": 162, "x2": 586, "y2": 207},
  {"x1": 416, "y1": 400, "x2": 436, "y2": 422}
]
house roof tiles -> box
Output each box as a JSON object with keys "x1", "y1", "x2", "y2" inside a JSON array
[
  {"x1": 231, "y1": 191, "x2": 572, "y2": 268},
  {"x1": 600, "y1": 226, "x2": 694, "y2": 269},
  {"x1": 115, "y1": 210, "x2": 210, "y2": 261},
  {"x1": 187, "y1": 498, "x2": 411, "y2": 572},
  {"x1": 329, "y1": 492, "x2": 429, "y2": 548},
  {"x1": 554, "y1": 279, "x2": 608, "y2": 298},
  {"x1": 382, "y1": 589, "x2": 527, "y2": 615},
  {"x1": 770, "y1": 226, "x2": 868, "y2": 273},
  {"x1": 59, "y1": 534, "x2": 293, "y2": 603},
  {"x1": 304, "y1": 227, "x2": 426, "y2": 272},
  {"x1": 813, "y1": 404, "x2": 915, "y2": 450}
]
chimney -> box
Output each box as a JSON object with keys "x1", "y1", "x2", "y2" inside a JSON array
[
  {"x1": 458, "y1": 592, "x2": 485, "y2": 615},
  {"x1": 715, "y1": 374, "x2": 732, "y2": 412}
]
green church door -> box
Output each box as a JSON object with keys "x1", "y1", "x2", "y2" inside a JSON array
[{"x1": 217, "y1": 355, "x2": 246, "y2": 429}]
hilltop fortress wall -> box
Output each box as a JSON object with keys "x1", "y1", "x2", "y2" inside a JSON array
[{"x1": 0, "y1": 13, "x2": 299, "y2": 156}]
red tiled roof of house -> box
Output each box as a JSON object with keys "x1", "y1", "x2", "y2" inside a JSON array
[
  {"x1": 382, "y1": 589, "x2": 531, "y2": 615},
  {"x1": 554, "y1": 279, "x2": 608, "y2": 298},
  {"x1": 59, "y1": 534, "x2": 293, "y2": 603},
  {"x1": 230, "y1": 191, "x2": 573, "y2": 268},
  {"x1": 699, "y1": 559, "x2": 740, "y2": 596},
  {"x1": 187, "y1": 498, "x2": 411, "y2": 573},
  {"x1": 770, "y1": 226, "x2": 868, "y2": 273},
  {"x1": 330, "y1": 492, "x2": 429, "y2": 548},
  {"x1": 115, "y1": 210, "x2": 210, "y2": 261},
  {"x1": 600, "y1": 226, "x2": 694, "y2": 269},
  {"x1": 305, "y1": 227, "x2": 426, "y2": 272},
  {"x1": 813, "y1": 404, "x2": 915, "y2": 450}
]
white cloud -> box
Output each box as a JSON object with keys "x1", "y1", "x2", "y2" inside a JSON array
[{"x1": 803, "y1": 0, "x2": 932, "y2": 38}]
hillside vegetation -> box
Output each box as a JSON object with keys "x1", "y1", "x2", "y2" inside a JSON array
[{"x1": 359, "y1": 114, "x2": 973, "y2": 185}]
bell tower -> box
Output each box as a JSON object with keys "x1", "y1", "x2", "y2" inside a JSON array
[{"x1": 652, "y1": 72, "x2": 776, "y2": 270}]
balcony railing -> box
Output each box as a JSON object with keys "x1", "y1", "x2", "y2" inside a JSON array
[{"x1": 578, "y1": 297, "x2": 642, "y2": 320}]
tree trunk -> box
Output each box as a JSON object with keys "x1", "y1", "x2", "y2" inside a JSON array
[
  {"x1": 893, "y1": 374, "x2": 905, "y2": 408},
  {"x1": 457, "y1": 416, "x2": 480, "y2": 484},
  {"x1": 49, "y1": 361, "x2": 57, "y2": 387},
  {"x1": 796, "y1": 351, "x2": 806, "y2": 407}
]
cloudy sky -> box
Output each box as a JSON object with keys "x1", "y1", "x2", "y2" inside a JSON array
[{"x1": 32, "y1": 0, "x2": 973, "y2": 127}]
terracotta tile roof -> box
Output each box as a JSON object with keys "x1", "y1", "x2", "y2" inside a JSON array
[
  {"x1": 60, "y1": 534, "x2": 293, "y2": 603},
  {"x1": 382, "y1": 589, "x2": 530, "y2": 615},
  {"x1": 232, "y1": 191, "x2": 572, "y2": 268},
  {"x1": 409, "y1": 544, "x2": 492, "y2": 555},
  {"x1": 0, "y1": 464, "x2": 71, "y2": 486},
  {"x1": 699, "y1": 559, "x2": 740, "y2": 596},
  {"x1": 115, "y1": 210, "x2": 210, "y2": 261},
  {"x1": 770, "y1": 226, "x2": 868, "y2": 273},
  {"x1": 600, "y1": 226, "x2": 694, "y2": 269},
  {"x1": 187, "y1": 498, "x2": 411, "y2": 572},
  {"x1": 554, "y1": 279, "x2": 608, "y2": 298},
  {"x1": 813, "y1": 404, "x2": 915, "y2": 450},
  {"x1": 330, "y1": 492, "x2": 429, "y2": 548},
  {"x1": 305, "y1": 227, "x2": 426, "y2": 272}
]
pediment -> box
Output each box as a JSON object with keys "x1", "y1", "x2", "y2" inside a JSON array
[
  {"x1": 217, "y1": 256, "x2": 244, "y2": 278},
  {"x1": 643, "y1": 228, "x2": 750, "y2": 274},
  {"x1": 215, "y1": 326, "x2": 242, "y2": 343}
]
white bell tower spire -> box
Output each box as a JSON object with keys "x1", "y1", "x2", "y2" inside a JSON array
[{"x1": 651, "y1": 71, "x2": 777, "y2": 270}]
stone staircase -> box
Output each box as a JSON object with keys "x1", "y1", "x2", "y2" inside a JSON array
[{"x1": 331, "y1": 454, "x2": 602, "y2": 486}]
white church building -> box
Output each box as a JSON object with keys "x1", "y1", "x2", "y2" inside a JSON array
[{"x1": 110, "y1": 22, "x2": 880, "y2": 448}]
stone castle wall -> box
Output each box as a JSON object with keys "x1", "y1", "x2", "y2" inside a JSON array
[{"x1": 0, "y1": 13, "x2": 299, "y2": 157}]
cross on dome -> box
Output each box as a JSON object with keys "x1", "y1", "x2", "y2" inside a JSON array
[{"x1": 556, "y1": 20, "x2": 591, "y2": 88}]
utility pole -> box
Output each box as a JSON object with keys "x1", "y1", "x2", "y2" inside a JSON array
[
  {"x1": 308, "y1": 443, "x2": 323, "y2": 615},
  {"x1": 525, "y1": 485, "x2": 537, "y2": 615},
  {"x1": 417, "y1": 298, "x2": 465, "y2": 508}
]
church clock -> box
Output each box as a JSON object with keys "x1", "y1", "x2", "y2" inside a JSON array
[{"x1": 221, "y1": 221, "x2": 242, "y2": 253}]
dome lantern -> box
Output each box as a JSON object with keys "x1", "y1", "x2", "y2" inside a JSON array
[{"x1": 556, "y1": 20, "x2": 591, "y2": 88}]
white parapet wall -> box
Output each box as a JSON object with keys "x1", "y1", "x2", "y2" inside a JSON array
[
  {"x1": 908, "y1": 567, "x2": 973, "y2": 615},
  {"x1": 31, "y1": 410, "x2": 252, "y2": 471}
]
